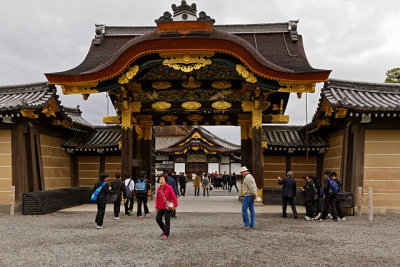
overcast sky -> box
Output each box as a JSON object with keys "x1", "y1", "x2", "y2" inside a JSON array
[{"x1": 1, "y1": 0, "x2": 399, "y2": 145}]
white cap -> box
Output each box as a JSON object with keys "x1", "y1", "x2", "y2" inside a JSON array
[{"x1": 240, "y1": 166, "x2": 249, "y2": 173}]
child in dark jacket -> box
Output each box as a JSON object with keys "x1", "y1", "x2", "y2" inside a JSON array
[{"x1": 94, "y1": 172, "x2": 110, "y2": 229}]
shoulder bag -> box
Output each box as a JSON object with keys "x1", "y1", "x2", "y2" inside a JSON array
[
  {"x1": 160, "y1": 187, "x2": 175, "y2": 211},
  {"x1": 110, "y1": 180, "x2": 122, "y2": 203}
]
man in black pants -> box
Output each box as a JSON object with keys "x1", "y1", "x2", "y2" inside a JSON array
[
  {"x1": 94, "y1": 172, "x2": 110, "y2": 229},
  {"x1": 136, "y1": 171, "x2": 150, "y2": 219},
  {"x1": 229, "y1": 173, "x2": 239, "y2": 193},
  {"x1": 124, "y1": 174, "x2": 135, "y2": 216},
  {"x1": 110, "y1": 173, "x2": 123, "y2": 220},
  {"x1": 332, "y1": 172, "x2": 346, "y2": 221},
  {"x1": 278, "y1": 171, "x2": 298, "y2": 219},
  {"x1": 179, "y1": 172, "x2": 187, "y2": 197},
  {"x1": 167, "y1": 172, "x2": 179, "y2": 217},
  {"x1": 319, "y1": 170, "x2": 338, "y2": 222}
]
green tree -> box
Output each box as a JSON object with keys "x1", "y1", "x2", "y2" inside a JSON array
[{"x1": 385, "y1": 68, "x2": 400, "y2": 83}]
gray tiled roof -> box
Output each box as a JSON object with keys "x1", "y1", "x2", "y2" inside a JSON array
[
  {"x1": 262, "y1": 126, "x2": 327, "y2": 148},
  {"x1": 62, "y1": 106, "x2": 93, "y2": 129},
  {"x1": 198, "y1": 126, "x2": 241, "y2": 150},
  {"x1": 104, "y1": 23, "x2": 290, "y2": 36},
  {"x1": 62, "y1": 126, "x2": 121, "y2": 149},
  {"x1": 323, "y1": 79, "x2": 400, "y2": 111},
  {"x1": 0, "y1": 82, "x2": 54, "y2": 111}
]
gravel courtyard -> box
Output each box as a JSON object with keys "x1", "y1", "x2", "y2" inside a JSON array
[{"x1": 0, "y1": 211, "x2": 399, "y2": 266}]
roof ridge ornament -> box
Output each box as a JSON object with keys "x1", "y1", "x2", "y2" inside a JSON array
[
  {"x1": 156, "y1": 1, "x2": 215, "y2": 24},
  {"x1": 288, "y1": 20, "x2": 299, "y2": 43}
]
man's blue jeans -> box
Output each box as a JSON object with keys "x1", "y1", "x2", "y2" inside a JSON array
[{"x1": 242, "y1": 195, "x2": 255, "y2": 227}]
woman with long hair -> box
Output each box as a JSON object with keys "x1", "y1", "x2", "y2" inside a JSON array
[{"x1": 155, "y1": 174, "x2": 178, "y2": 240}]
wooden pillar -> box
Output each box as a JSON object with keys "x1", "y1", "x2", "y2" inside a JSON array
[
  {"x1": 251, "y1": 102, "x2": 263, "y2": 188},
  {"x1": 239, "y1": 114, "x2": 252, "y2": 171},
  {"x1": 70, "y1": 153, "x2": 79, "y2": 187},
  {"x1": 286, "y1": 156, "x2": 292, "y2": 174},
  {"x1": 352, "y1": 123, "x2": 365, "y2": 194},
  {"x1": 121, "y1": 103, "x2": 133, "y2": 177}
]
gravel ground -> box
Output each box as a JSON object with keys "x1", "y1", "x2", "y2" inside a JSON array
[{"x1": 0, "y1": 212, "x2": 399, "y2": 266}]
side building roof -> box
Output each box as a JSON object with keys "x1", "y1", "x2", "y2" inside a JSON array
[
  {"x1": 262, "y1": 126, "x2": 328, "y2": 152},
  {"x1": 0, "y1": 82, "x2": 92, "y2": 131}
]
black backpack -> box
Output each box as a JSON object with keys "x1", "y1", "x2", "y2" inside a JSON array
[{"x1": 125, "y1": 180, "x2": 133, "y2": 198}]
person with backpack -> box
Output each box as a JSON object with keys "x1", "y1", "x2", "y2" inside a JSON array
[
  {"x1": 136, "y1": 171, "x2": 150, "y2": 220},
  {"x1": 155, "y1": 174, "x2": 178, "y2": 240},
  {"x1": 278, "y1": 171, "x2": 298, "y2": 219},
  {"x1": 202, "y1": 174, "x2": 210, "y2": 197},
  {"x1": 318, "y1": 170, "x2": 338, "y2": 222},
  {"x1": 332, "y1": 172, "x2": 346, "y2": 221},
  {"x1": 301, "y1": 174, "x2": 318, "y2": 220},
  {"x1": 110, "y1": 173, "x2": 123, "y2": 220},
  {"x1": 93, "y1": 172, "x2": 110, "y2": 229},
  {"x1": 124, "y1": 173, "x2": 135, "y2": 216},
  {"x1": 312, "y1": 175, "x2": 323, "y2": 217}
]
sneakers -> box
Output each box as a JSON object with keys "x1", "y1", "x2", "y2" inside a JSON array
[
  {"x1": 241, "y1": 226, "x2": 250, "y2": 230},
  {"x1": 304, "y1": 216, "x2": 311, "y2": 221},
  {"x1": 281, "y1": 215, "x2": 287, "y2": 218},
  {"x1": 318, "y1": 219, "x2": 326, "y2": 222},
  {"x1": 160, "y1": 235, "x2": 168, "y2": 240},
  {"x1": 143, "y1": 214, "x2": 148, "y2": 218},
  {"x1": 314, "y1": 213, "x2": 322, "y2": 220},
  {"x1": 114, "y1": 217, "x2": 120, "y2": 220},
  {"x1": 328, "y1": 213, "x2": 333, "y2": 219},
  {"x1": 340, "y1": 217, "x2": 346, "y2": 221},
  {"x1": 96, "y1": 225, "x2": 102, "y2": 229},
  {"x1": 294, "y1": 215, "x2": 298, "y2": 219},
  {"x1": 333, "y1": 219, "x2": 338, "y2": 223},
  {"x1": 137, "y1": 216, "x2": 143, "y2": 220}
]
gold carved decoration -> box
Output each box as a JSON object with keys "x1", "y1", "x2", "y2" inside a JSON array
[
  {"x1": 135, "y1": 126, "x2": 144, "y2": 140},
  {"x1": 182, "y1": 101, "x2": 201, "y2": 110},
  {"x1": 182, "y1": 76, "x2": 201, "y2": 89},
  {"x1": 262, "y1": 141, "x2": 268, "y2": 148},
  {"x1": 103, "y1": 116, "x2": 121, "y2": 124},
  {"x1": 252, "y1": 106, "x2": 263, "y2": 129},
  {"x1": 278, "y1": 81, "x2": 316, "y2": 93},
  {"x1": 42, "y1": 98, "x2": 59, "y2": 118},
  {"x1": 143, "y1": 126, "x2": 152, "y2": 140},
  {"x1": 20, "y1": 109, "x2": 38, "y2": 119},
  {"x1": 162, "y1": 115, "x2": 178, "y2": 122},
  {"x1": 160, "y1": 51, "x2": 214, "y2": 73},
  {"x1": 138, "y1": 115, "x2": 153, "y2": 126},
  {"x1": 211, "y1": 81, "x2": 231, "y2": 89},
  {"x1": 127, "y1": 82, "x2": 142, "y2": 92},
  {"x1": 213, "y1": 114, "x2": 229, "y2": 122},
  {"x1": 188, "y1": 114, "x2": 203, "y2": 122},
  {"x1": 131, "y1": 102, "x2": 141, "y2": 113},
  {"x1": 152, "y1": 102, "x2": 171, "y2": 110},
  {"x1": 118, "y1": 141, "x2": 122, "y2": 149},
  {"x1": 335, "y1": 108, "x2": 348, "y2": 119},
  {"x1": 61, "y1": 81, "x2": 99, "y2": 95},
  {"x1": 211, "y1": 101, "x2": 231, "y2": 110},
  {"x1": 270, "y1": 115, "x2": 290, "y2": 124},
  {"x1": 152, "y1": 81, "x2": 171, "y2": 90},
  {"x1": 53, "y1": 119, "x2": 70, "y2": 128},
  {"x1": 236, "y1": 65, "x2": 257, "y2": 83},
  {"x1": 118, "y1": 65, "x2": 139, "y2": 84},
  {"x1": 238, "y1": 114, "x2": 251, "y2": 126},
  {"x1": 241, "y1": 101, "x2": 253, "y2": 112}
]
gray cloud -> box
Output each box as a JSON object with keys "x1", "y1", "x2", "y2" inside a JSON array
[{"x1": 1, "y1": 0, "x2": 399, "y2": 141}]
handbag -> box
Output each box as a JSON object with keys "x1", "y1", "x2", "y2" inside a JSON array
[
  {"x1": 110, "y1": 180, "x2": 122, "y2": 203},
  {"x1": 160, "y1": 187, "x2": 175, "y2": 211},
  {"x1": 91, "y1": 181, "x2": 107, "y2": 202}
]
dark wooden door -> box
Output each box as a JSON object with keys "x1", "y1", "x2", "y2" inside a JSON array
[{"x1": 185, "y1": 162, "x2": 207, "y2": 180}]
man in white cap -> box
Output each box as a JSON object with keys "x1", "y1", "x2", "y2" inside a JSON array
[{"x1": 240, "y1": 166, "x2": 259, "y2": 229}]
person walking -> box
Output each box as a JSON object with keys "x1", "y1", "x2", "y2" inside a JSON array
[
  {"x1": 193, "y1": 173, "x2": 201, "y2": 196},
  {"x1": 110, "y1": 173, "x2": 123, "y2": 220},
  {"x1": 332, "y1": 171, "x2": 346, "y2": 221},
  {"x1": 278, "y1": 171, "x2": 298, "y2": 219},
  {"x1": 179, "y1": 172, "x2": 187, "y2": 197},
  {"x1": 94, "y1": 172, "x2": 110, "y2": 229},
  {"x1": 155, "y1": 175, "x2": 178, "y2": 240},
  {"x1": 300, "y1": 174, "x2": 318, "y2": 220},
  {"x1": 222, "y1": 171, "x2": 229, "y2": 190},
  {"x1": 202, "y1": 175, "x2": 210, "y2": 197},
  {"x1": 136, "y1": 171, "x2": 150, "y2": 220},
  {"x1": 318, "y1": 170, "x2": 338, "y2": 222},
  {"x1": 240, "y1": 166, "x2": 259, "y2": 229},
  {"x1": 229, "y1": 172, "x2": 239, "y2": 193},
  {"x1": 124, "y1": 173, "x2": 135, "y2": 216}
]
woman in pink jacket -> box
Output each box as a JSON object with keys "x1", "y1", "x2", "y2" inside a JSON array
[{"x1": 155, "y1": 174, "x2": 178, "y2": 240}]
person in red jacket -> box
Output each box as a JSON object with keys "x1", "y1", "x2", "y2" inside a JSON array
[{"x1": 155, "y1": 174, "x2": 178, "y2": 240}]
